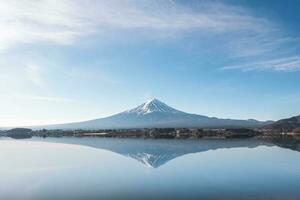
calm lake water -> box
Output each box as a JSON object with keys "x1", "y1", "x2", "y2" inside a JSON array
[{"x1": 0, "y1": 137, "x2": 299, "y2": 200}]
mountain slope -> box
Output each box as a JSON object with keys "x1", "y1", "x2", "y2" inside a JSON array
[
  {"x1": 36, "y1": 99, "x2": 272, "y2": 130},
  {"x1": 264, "y1": 115, "x2": 300, "y2": 130}
]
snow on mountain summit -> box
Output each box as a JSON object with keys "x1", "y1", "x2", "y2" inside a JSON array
[{"x1": 126, "y1": 98, "x2": 182, "y2": 115}]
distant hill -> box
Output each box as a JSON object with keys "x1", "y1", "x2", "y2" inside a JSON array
[
  {"x1": 32, "y1": 99, "x2": 272, "y2": 130},
  {"x1": 264, "y1": 115, "x2": 300, "y2": 131}
]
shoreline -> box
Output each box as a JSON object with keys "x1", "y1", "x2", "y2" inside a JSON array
[{"x1": 2, "y1": 127, "x2": 299, "y2": 141}]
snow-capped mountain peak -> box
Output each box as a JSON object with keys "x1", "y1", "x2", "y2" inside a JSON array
[
  {"x1": 35, "y1": 98, "x2": 272, "y2": 130},
  {"x1": 126, "y1": 98, "x2": 181, "y2": 115}
]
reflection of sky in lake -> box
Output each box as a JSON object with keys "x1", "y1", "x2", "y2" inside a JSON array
[{"x1": 0, "y1": 138, "x2": 299, "y2": 200}]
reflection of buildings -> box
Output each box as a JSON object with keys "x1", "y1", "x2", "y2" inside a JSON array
[{"x1": 31, "y1": 137, "x2": 284, "y2": 168}]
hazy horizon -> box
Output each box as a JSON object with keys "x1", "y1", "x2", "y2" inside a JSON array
[{"x1": 1, "y1": 0, "x2": 300, "y2": 127}]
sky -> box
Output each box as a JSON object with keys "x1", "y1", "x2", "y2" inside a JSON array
[{"x1": 1, "y1": 0, "x2": 300, "y2": 127}]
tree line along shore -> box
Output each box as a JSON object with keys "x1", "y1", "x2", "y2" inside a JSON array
[{"x1": 1, "y1": 127, "x2": 300, "y2": 140}]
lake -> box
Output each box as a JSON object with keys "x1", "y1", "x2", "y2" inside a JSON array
[{"x1": 0, "y1": 137, "x2": 299, "y2": 200}]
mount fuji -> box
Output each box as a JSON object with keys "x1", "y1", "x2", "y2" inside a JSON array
[{"x1": 36, "y1": 99, "x2": 271, "y2": 130}]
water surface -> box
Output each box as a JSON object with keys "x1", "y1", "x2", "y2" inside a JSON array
[{"x1": 0, "y1": 137, "x2": 299, "y2": 200}]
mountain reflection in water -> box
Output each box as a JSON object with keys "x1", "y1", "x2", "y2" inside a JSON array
[
  {"x1": 1, "y1": 137, "x2": 299, "y2": 200},
  {"x1": 29, "y1": 137, "x2": 293, "y2": 168}
]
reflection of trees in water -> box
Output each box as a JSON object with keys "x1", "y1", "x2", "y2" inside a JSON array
[
  {"x1": 267, "y1": 137, "x2": 300, "y2": 152},
  {"x1": 32, "y1": 137, "x2": 295, "y2": 168}
]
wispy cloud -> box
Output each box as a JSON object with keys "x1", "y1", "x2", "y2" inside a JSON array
[
  {"x1": 67, "y1": 66, "x2": 118, "y2": 84},
  {"x1": 221, "y1": 56, "x2": 300, "y2": 72},
  {"x1": 0, "y1": 0, "x2": 299, "y2": 72},
  {"x1": 0, "y1": 0, "x2": 274, "y2": 49},
  {"x1": 9, "y1": 94, "x2": 76, "y2": 103},
  {"x1": 0, "y1": 0, "x2": 81, "y2": 50},
  {"x1": 26, "y1": 64, "x2": 44, "y2": 87},
  {"x1": 0, "y1": 59, "x2": 47, "y2": 92}
]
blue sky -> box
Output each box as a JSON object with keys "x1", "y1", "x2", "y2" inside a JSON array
[{"x1": 1, "y1": 0, "x2": 300, "y2": 126}]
